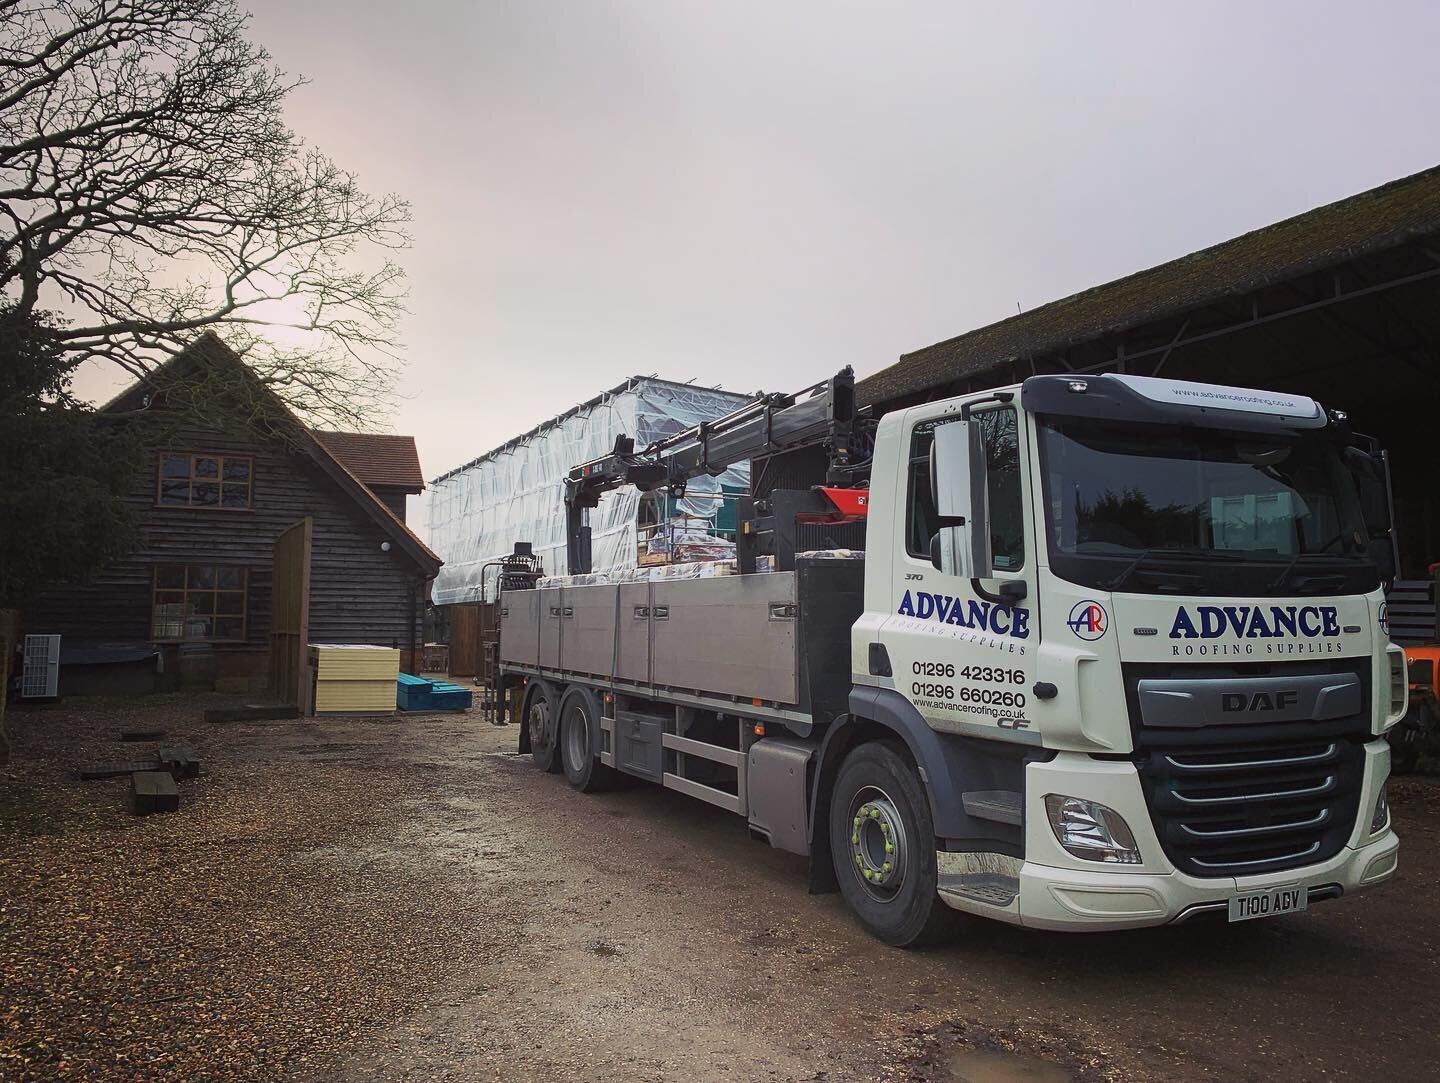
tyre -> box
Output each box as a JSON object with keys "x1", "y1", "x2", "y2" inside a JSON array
[
  {"x1": 828, "y1": 741, "x2": 958, "y2": 947},
  {"x1": 523, "y1": 680, "x2": 561, "y2": 773},
  {"x1": 559, "y1": 685, "x2": 614, "y2": 792}
]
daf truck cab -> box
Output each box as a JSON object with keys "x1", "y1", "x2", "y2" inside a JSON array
[
  {"x1": 855, "y1": 371, "x2": 1403, "y2": 939},
  {"x1": 501, "y1": 371, "x2": 1405, "y2": 945}
]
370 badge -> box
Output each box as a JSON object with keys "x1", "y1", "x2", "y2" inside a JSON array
[{"x1": 1067, "y1": 600, "x2": 1108, "y2": 641}]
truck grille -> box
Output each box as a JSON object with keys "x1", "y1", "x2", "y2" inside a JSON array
[{"x1": 1135, "y1": 740, "x2": 1365, "y2": 877}]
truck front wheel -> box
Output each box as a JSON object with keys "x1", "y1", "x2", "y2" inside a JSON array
[{"x1": 829, "y1": 741, "x2": 958, "y2": 947}]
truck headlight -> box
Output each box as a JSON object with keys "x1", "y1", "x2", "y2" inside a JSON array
[
  {"x1": 1044, "y1": 794, "x2": 1142, "y2": 864},
  {"x1": 1369, "y1": 784, "x2": 1390, "y2": 835}
]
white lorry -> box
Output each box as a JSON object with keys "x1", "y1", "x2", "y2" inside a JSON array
[{"x1": 497, "y1": 370, "x2": 1405, "y2": 945}]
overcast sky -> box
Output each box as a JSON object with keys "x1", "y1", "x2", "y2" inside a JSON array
[{"x1": 167, "y1": 2, "x2": 1440, "y2": 528}]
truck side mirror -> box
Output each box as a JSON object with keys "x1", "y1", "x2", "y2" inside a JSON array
[
  {"x1": 1368, "y1": 538, "x2": 1396, "y2": 585},
  {"x1": 1343, "y1": 446, "x2": 1393, "y2": 535},
  {"x1": 929, "y1": 419, "x2": 988, "y2": 578}
]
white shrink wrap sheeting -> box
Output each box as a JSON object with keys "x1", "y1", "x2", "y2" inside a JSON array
[
  {"x1": 428, "y1": 379, "x2": 752, "y2": 604},
  {"x1": 534, "y1": 560, "x2": 740, "y2": 591}
]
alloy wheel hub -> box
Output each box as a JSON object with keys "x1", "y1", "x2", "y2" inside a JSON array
[{"x1": 849, "y1": 789, "x2": 908, "y2": 898}]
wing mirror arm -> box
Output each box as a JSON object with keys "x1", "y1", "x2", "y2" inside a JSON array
[{"x1": 977, "y1": 578, "x2": 1027, "y2": 604}]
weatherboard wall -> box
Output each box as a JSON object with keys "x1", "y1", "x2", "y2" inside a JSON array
[{"x1": 25, "y1": 411, "x2": 428, "y2": 684}]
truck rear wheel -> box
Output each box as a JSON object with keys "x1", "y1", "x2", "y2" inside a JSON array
[
  {"x1": 524, "y1": 680, "x2": 561, "y2": 773},
  {"x1": 559, "y1": 685, "x2": 613, "y2": 792},
  {"x1": 829, "y1": 741, "x2": 958, "y2": 947}
]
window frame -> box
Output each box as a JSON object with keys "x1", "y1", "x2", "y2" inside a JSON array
[
  {"x1": 902, "y1": 405, "x2": 1028, "y2": 574},
  {"x1": 155, "y1": 451, "x2": 254, "y2": 510},
  {"x1": 902, "y1": 426, "x2": 939, "y2": 561},
  {"x1": 971, "y1": 405, "x2": 1027, "y2": 575},
  {"x1": 150, "y1": 564, "x2": 249, "y2": 643}
]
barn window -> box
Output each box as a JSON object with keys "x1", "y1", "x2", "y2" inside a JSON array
[
  {"x1": 151, "y1": 565, "x2": 248, "y2": 641},
  {"x1": 157, "y1": 453, "x2": 253, "y2": 508}
]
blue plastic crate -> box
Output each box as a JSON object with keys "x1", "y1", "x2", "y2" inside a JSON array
[
  {"x1": 428, "y1": 685, "x2": 473, "y2": 711},
  {"x1": 396, "y1": 673, "x2": 471, "y2": 712},
  {"x1": 396, "y1": 673, "x2": 435, "y2": 711}
]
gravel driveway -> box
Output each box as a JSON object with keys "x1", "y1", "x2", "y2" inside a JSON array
[{"x1": 2, "y1": 692, "x2": 1437, "y2": 1081}]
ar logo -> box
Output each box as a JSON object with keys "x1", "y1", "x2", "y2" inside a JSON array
[{"x1": 1067, "y1": 600, "x2": 1108, "y2": 641}]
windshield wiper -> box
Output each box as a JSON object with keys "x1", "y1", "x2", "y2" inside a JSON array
[
  {"x1": 1105, "y1": 549, "x2": 1236, "y2": 592},
  {"x1": 1267, "y1": 552, "x2": 1354, "y2": 594}
]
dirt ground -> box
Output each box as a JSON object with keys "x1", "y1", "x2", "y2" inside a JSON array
[{"x1": 2, "y1": 692, "x2": 1438, "y2": 1082}]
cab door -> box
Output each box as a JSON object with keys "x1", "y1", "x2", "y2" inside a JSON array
[{"x1": 877, "y1": 399, "x2": 1041, "y2": 745}]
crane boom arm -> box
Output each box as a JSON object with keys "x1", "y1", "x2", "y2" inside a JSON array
[{"x1": 564, "y1": 367, "x2": 866, "y2": 574}]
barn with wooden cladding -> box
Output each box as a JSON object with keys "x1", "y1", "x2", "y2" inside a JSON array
[
  {"x1": 859, "y1": 164, "x2": 1440, "y2": 643},
  {"x1": 23, "y1": 332, "x2": 441, "y2": 697}
]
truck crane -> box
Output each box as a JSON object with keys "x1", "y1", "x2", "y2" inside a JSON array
[
  {"x1": 563, "y1": 366, "x2": 874, "y2": 577},
  {"x1": 493, "y1": 368, "x2": 1405, "y2": 946}
]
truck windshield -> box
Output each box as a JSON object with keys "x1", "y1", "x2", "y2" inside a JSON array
[{"x1": 1036, "y1": 415, "x2": 1379, "y2": 596}]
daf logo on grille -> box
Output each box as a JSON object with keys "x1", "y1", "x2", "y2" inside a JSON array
[{"x1": 1221, "y1": 689, "x2": 1300, "y2": 713}]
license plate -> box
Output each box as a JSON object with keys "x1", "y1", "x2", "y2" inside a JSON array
[{"x1": 1228, "y1": 885, "x2": 1307, "y2": 922}]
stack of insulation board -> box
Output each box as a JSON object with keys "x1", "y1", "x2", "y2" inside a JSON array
[
  {"x1": 428, "y1": 681, "x2": 473, "y2": 710},
  {"x1": 311, "y1": 644, "x2": 400, "y2": 714},
  {"x1": 396, "y1": 672, "x2": 434, "y2": 710}
]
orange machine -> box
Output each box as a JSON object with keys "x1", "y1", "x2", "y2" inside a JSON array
[{"x1": 1392, "y1": 644, "x2": 1440, "y2": 772}]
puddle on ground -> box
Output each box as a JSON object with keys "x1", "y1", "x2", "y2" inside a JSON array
[{"x1": 947, "y1": 1048, "x2": 1073, "y2": 1083}]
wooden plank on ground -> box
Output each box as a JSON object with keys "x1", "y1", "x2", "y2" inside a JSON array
[
  {"x1": 157, "y1": 745, "x2": 201, "y2": 779},
  {"x1": 130, "y1": 771, "x2": 179, "y2": 815},
  {"x1": 77, "y1": 760, "x2": 159, "y2": 780},
  {"x1": 119, "y1": 730, "x2": 166, "y2": 742}
]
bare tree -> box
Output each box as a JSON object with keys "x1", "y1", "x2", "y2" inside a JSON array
[{"x1": 0, "y1": 0, "x2": 412, "y2": 427}]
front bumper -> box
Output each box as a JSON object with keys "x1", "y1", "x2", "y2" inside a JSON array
[
  {"x1": 936, "y1": 743, "x2": 1399, "y2": 931},
  {"x1": 938, "y1": 829, "x2": 1398, "y2": 931}
]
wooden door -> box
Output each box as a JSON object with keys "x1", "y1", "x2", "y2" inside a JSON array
[
  {"x1": 270, "y1": 517, "x2": 313, "y2": 708},
  {"x1": 477, "y1": 601, "x2": 501, "y2": 691},
  {"x1": 449, "y1": 603, "x2": 481, "y2": 677}
]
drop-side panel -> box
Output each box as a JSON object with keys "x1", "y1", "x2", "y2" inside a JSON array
[
  {"x1": 616, "y1": 581, "x2": 652, "y2": 684},
  {"x1": 564, "y1": 583, "x2": 618, "y2": 677},
  {"x1": 499, "y1": 589, "x2": 540, "y2": 668},
  {"x1": 539, "y1": 586, "x2": 563, "y2": 670},
  {"x1": 651, "y1": 573, "x2": 798, "y2": 704}
]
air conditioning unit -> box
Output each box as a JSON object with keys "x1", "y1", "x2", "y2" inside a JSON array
[{"x1": 21, "y1": 634, "x2": 60, "y2": 699}]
